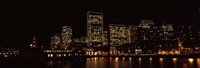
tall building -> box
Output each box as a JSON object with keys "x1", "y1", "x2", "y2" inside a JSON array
[
  {"x1": 109, "y1": 24, "x2": 129, "y2": 55},
  {"x1": 87, "y1": 11, "x2": 104, "y2": 47},
  {"x1": 61, "y1": 25, "x2": 72, "y2": 50},
  {"x1": 127, "y1": 25, "x2": 138, "y2": 43},
  {"x1": 138, "y1": 20, "x2": 155, "y2": 40},
  {"x1": 30, "y1": 35, "x2": 37, "y2": 48},
  {"x1": 50, "y1": 34, "x2": 61, "y2": 49},
  {"x1": 109, "y1": 24, "x2": 128, "y2": 46}
]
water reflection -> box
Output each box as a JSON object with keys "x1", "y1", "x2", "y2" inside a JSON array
[
  {"x1": 149, "y1": 57, "x2": 152, "y2": 61},
  {"x1": 86, "y1": 57, "x2": 108, "y2": 68},
  {"x1": 41, "y1": 57, "x2": 200, "y2": 68},
  {"x1": 188, "y1": 58, "x2": 194, "y2": 68},
  {"x1": 115, "y1": 57, "x2": 119, "y2": 62},
  {"x1": 129, "y1": 57, "x2": 132, "y2": 60},
  {"x1": 121, "y1": 57, "x2": 126, "y2": 68},
  {"x1": 159, "y1": 58, "x2": 164, "y2": 68},
  {"x1": 197, "y1": 58, "x2": 200, "y2": 68},
  {"x1": 47, "y1": 60, "x2": 53, "y2": 66},
  {"x1": 128, "y1": 58, "x2": 133, "y2": 68},
  {"x1": 114, "y1": 58, "x2": 119, "y2": 68},
  {"x1": 149, "y1": 58, "x2": 153, "y2": 68},
  {"x1": 173, "y1": 58, "x2": 177, "y2": 61},
  {"x1": 172, "y1": 58, "x2": 177, "y2": 68},
  {"x1": 188, "y1": 58, "x2": 194, "y2": 63},
  {"x1": 138, "y1": 58, "x2": 142, "y2": 68},
  {"x1": 122, "y1": 57, "x2": 125, "y2": 60},
  {"x1": 183, "y1": 63, "x2": 188, "y2": 68},
  {"x1": 109, "y1": 57, "x2": 112, "y2": 60}
]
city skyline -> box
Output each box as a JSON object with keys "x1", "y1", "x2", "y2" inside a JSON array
[{"x1": 0, "y1": 1, "x2": 199, "y2": 48}]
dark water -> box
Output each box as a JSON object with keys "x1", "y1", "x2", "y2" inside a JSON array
[{"x1": 0, "y1": 57, "x2": 200, "y2": 68}]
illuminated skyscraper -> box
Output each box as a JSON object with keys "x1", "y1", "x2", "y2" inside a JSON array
[
  {"x1": 50, "y1": 34, "x2": 61, "y2": 49},
  {"x1": 61, "y1": 26, "x2": 72, "y2": 50},
  {"x1": 109, "y1": 24, "x2": 128, "y2": 46},
  {"x1": 109, "y1": 24, "x2": 129, "y2": 55},
  {"x1": 87, "y1": 11, "x2": 104, "y2": 47},
  {"x1": 30, "y1": 35, "x2": 37, "y2": 48}
]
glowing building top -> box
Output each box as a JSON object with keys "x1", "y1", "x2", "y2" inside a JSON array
[
  {"x1": 139, "y1": 20, "x2": 155, "y2": 29},
  {"x1": 161, "y1": 24, "x2": 173, "y2": 31},
  {"x1": 30, "y1": 35, "x2": 37, "y2": 48}
]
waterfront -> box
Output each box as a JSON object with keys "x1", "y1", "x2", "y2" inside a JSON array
[{"x1": 0, "y1": 57, "x2": 200, "y2": 68}]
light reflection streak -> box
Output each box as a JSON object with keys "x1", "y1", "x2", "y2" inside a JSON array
[
  {"x1": 47, "y1": 60, "x2": 53, "y2": 66},
  {"x1": 159, "y1": 58, "x2": 163, "y2": 68},
  {"x1": 149, "y1": 58, "x2": 152, "y2": 61},
  {"x1": 99, "y1": 57, "x2": 104, "y2": 61},
  {"x1": 122, "y1": 57, "x2": 126, "y2": 68},
  {"x1": 129, "y1": 57, "x2": 132, "y2": 60},
  {"x1": 197, "y1": 58, "x2": 200, "y2": 68},
  {"x1": 188, "y1": 58, "x2": 194, "y2": 63},
  {"x1": 183, "y1": 63, "x2": 188, "y2": 68},
  {"x1": 94, "y1": 57, "x2": 98, "y2": 68},
  {"x1": 188, "y1": 58, "x2": 193, "y2": 68},
  {"x1": 114, "y1": 57, "x2": 119, "y2": 68},
  {"x1": 149, "y1": 58, "x2": 152, "y2": 68},
  {"x1": 172, "y1": 58, "x2": 177, "y2": 68},
  {"x1": 139, "y1": 58, "x2": 142, "y2": 68},
  {"x1": 115, "y1": 57, "x2": 119, "y2": 62},
  {"x1": 129, "y1": 58, "x2": 133, "y2": 67},
  {"x1": 123, "y1": 57, "x2": 125, "y2": 60},
  {"x1": 47, "y1": 57, "x2": 200, "y2": 68}
]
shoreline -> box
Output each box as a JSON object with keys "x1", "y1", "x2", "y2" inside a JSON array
[
  {"x1": 0, "y1": 54, "x2": 200, "y2": 61},
  {"x1": 1, "y1": 54, "x2": 199, "y2": 60}
]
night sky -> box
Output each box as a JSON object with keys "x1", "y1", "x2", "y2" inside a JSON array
[{"x1": 0, "y1": 1, "x2": 199, "y2": 49}]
